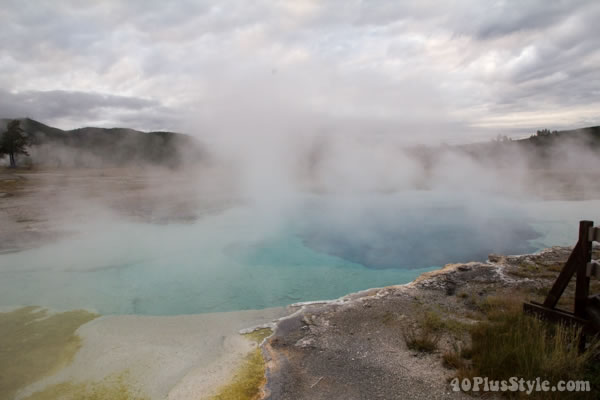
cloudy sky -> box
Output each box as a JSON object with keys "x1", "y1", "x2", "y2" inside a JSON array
[{"x1": 1, "y1": 0, "x2": 599, "y2": 142}]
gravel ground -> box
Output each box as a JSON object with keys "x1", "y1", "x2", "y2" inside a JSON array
[{"x1": 262, "y1": 246, "x2": 599, "y2": 399}]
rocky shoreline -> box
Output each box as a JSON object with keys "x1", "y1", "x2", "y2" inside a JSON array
[{"x1": 258, "y1": 246, "x2": 599, "y2": 400}]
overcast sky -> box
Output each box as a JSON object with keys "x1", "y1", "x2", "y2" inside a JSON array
[{"x1": 1, "y1": 0, "x2": 599, "y2": 142}]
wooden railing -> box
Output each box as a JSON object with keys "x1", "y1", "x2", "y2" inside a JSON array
[{"x1": 524, "y1": 221, "x2": 599, "y2": 343}]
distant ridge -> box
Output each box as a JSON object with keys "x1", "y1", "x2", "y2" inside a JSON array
[
  {"x1": 2, "y1": 117, "x2": 599, "y2": 169},
  {"x1": 457, "y1": 125, "x2": 600, "y2": 165},
  {"x1": 401, "y1": 124, "x2": 600, "y2": 172},
  {"x1": 0, "y1": 118, "x2": 206, "y2": 168}
]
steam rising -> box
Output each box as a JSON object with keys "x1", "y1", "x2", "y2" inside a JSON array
[{"x1": 1, "y1": 121, "x2": 600, "y2": 314}]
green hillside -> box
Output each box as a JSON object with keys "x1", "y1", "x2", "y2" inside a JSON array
[{"x1": 0, "y1": 118, "x2": 207, "y2": 168}]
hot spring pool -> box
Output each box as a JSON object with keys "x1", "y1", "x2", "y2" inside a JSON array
[{"x1": 1, "y1": 192, "x2": 599, "y2": 315}]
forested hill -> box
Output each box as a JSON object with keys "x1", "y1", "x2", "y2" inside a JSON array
[
  {"x1": 0, "y1": 118, "x2": 207, "y2": 168},
  {"x1": 454, "y1": 125, "x2": 600, "y2": 168},
  {"x1": 402, "y1": 125, "x2": 600, "y2": 172}
]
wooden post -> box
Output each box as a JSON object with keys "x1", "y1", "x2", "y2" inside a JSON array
[
  {"x1": 575, "y1": 221, "x2": 593, "y2": 318},
  {"x1": 575, "y1": 221, "x2": 593, "y2": 352},
  {"x1": 543, "y1": 241, "x2": 581, "y2": 308}
]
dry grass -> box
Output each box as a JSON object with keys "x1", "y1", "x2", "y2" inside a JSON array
[
  {"x1": 403, "y1": 310, "x2": 444, "y2": 353},
  {"x1": 443, "y1": 346, "x2": 468, "y2": 370},
  {"x1": 455, "y1": 296, "x2": 600, "y2": 399}
]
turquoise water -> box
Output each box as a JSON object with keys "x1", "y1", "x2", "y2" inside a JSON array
[
  {"x1": 0, "y1": 193, "x2": 599, "y2": 315},
  {"x1": 0, "y1": 220, "x2": 434, "y2": 314}
]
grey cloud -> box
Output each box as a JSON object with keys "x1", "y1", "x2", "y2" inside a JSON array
[
  {"x1": 0, "y1": 90, "x2": 177, "y2": 130},
  {"x1": 480, "y1": 4, "x2": 600, "y2": 115},
  {"x1": 462, "y1": 0, "x2": 588, "y2": 39},
  {"x1": 0, "y1": 0, "x2": 598, "y2": 136}
]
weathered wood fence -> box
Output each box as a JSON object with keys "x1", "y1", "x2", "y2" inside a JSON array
[{"x1": 524, "y1": 220, "x2": 599, "y2": 344}]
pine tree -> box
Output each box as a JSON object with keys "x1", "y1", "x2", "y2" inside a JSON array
[{"x1": 0, "y1": 120, "x2": 29, "y2": 168}]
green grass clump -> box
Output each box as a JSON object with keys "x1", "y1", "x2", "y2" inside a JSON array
[
  {"x1": 459, "y1": 296, "x2": 600, "y2": 399},
  {"x1": 444, "y1": 318, "x2": 470, "y2": 338},
  {"x1": 403, "y1": 310, "x2": 444, "y2": 353},
  {"x1": 0, "y1": 306, "x2": 98, "y2": 400}
]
